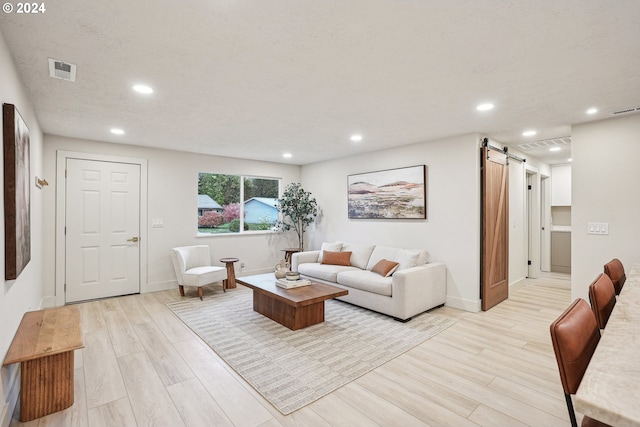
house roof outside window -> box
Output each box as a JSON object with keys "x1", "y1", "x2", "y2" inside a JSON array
[{"x1": 198, "y1": 194, "x2": 222, "y2": 210}]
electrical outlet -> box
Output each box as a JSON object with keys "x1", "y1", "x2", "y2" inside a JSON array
[{"x1": 240, "y1": 262, "x2": 245, "y2": 271}]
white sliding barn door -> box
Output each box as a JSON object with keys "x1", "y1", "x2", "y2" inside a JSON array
[{"x1": 65, "y1": 158, "x2": 141, "y2": 302}]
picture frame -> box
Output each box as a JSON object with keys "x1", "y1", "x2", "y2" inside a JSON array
[
  {"x1": 3, "y1": 103, "x2": 31, "y2": 280},
  {"x1": 348, "y1": 165, "x2": 427, "y2": 219}
]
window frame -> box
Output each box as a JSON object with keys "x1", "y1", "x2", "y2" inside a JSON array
[{"x1": 197, "y1": 173, "x2": 281, "y2": 237}]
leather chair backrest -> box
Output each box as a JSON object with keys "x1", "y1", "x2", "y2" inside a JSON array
[
  {"x1": 589, "y1": 273, "x2": 616, "y2": 329},
  {"x1": 604, "y1": 258, "x2": 626, "y2": 295},
  {"x1": 550, "y1": 298, "x2": 601, "y2": 394}
]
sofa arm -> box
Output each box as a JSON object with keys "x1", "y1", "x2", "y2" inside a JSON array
[
  {"x1": 291, "y1": 250, "x2": 320, "y2": 272},
  {"x1": 391, "y1": 262, "x2": 447, "y2": 319}
]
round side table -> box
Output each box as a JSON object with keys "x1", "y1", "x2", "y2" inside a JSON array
[{"x1": 220, "y1": 257, "x2": 239, "y2": 290}]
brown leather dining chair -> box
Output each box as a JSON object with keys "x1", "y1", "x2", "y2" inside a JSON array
[
  {"x1": 588, "y1": 274, "x2": 616, "y2": 330},
  {"x1": 603, "y1": 258, "x2": 626, "y2": 295},
  {"x1": 550, "y1": 298, "x2": 610, "y2": 427}
]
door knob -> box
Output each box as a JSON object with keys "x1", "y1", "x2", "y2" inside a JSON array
[{"x1": 127, "y1": 237, "x2": 139, "y2": 242}]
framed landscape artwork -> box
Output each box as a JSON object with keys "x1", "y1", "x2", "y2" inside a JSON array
[
  {"x1": 3, "y1": 103, "x2": 31, "y2": 280},
  {"x1": 348, "y1": 165, "x2": 427, "y2": 219}
]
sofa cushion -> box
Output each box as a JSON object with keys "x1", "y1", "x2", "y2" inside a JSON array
[
  {"x1": 366, "y1": 245, "x2": 400, "y2": 270},
  {"x1": 336, "y1": 270, "x2": 392, "y2": 296},
  {"x1": 395, "y1": 249, "x2": 427, "y2": 271},
  {"x1": 318, "y1": 241, "x2": 343, "y2": 263},
  {"x1": 298, "y1": 263, "x2": 360, "y2": 282},
  {"x1": 183, "y1": 266, "x2": 227, "y2": 287},
  {"x1": 322, "y1": 250, "x2": 352, "y2": 266},
  {"x1": 341, "y1": 242, "x2": 376, "y2": 270},
  {"x1": 405, "y1": 249, "x2": 430, "y2": 265},
  {"x1": 371, "y1": 259, "x2": 400, "y2": 277}
]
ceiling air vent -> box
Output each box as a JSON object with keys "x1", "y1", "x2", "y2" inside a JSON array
[
  {"x1": 518, "y1": 137, "x2": 571, "y2": 151},
  {"x1": 48, "y1": 58, "x2": 77, "y2": 82},
  {"x1": 611, "y1": 106, "x2": 640, "y2": 116}
]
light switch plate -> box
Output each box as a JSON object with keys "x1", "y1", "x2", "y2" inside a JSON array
[
  {"x1": 152, "y1": 218, "x2": 164, "y2": 228},
  {"x1": 587, "y1": 222, "x2": 608, "y2": 235}
]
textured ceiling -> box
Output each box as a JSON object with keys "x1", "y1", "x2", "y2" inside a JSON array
[{"x1": 1, "y1": 1, "x2": 639, "y2": 165}]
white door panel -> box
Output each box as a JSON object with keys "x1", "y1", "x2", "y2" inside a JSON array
[{"x1": 66, "y1": 159, "x2": 140, "y2": 302}]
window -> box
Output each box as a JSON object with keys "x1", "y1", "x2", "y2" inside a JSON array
[{"x1": 198, "y1": 173, "x2": 280, "y2": 234}]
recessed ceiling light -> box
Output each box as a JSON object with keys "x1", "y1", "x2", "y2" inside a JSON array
[
  {"x1": 568, "y1": 158, "x2": 573, "y2": 162},
  {"x1": 132, "y1": 84, "x2": 153, "y2": 94},
  {"x1": 110, "y1": 128, "x2": 125, "y2": 135},
  {"x1": 283, "y1": 153, "x2": 292, "y2": 158},
  {"x1": 350, "y1": 134, "x2": 363, "y2": 142},
  {"x1": 586, "y1": 107, "x2": 598, "y2": 115},
  {"x1": 522, "y1": 130, "x2": 537, "y2": 137},
  {"x1": 549, "y1": 147, "x2": 561, "y2": 152},
  {"x1": 476, "y1": 103, "x2": 494, "y2": 111}
]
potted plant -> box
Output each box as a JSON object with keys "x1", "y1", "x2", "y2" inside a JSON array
[{"x1": 276, "y1": 183, "x2": 318, "y2": 250}]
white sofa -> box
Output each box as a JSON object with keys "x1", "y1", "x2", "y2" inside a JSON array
[{"x1": 291, "y1": 242, "x2": 446, "y2": 321}]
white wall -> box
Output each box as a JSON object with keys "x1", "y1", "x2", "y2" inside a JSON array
[
  {"x1": 42, "y1": 135, "x2": 302, "y2": 300},
  {"x1": 301, "y1": 133, "x2": 482, "y2": 312},
  {"x1": 572, "y1": 113, "x2": 640, "y2": 301},
  {"x1": 0, "y1": 31, "x2": 45, "y2": 427},
  {"x1": 551, "y1": 164, "x2": 572, "y2": 206},
  {"x1": 508, "y1": 160, "x2": 527, "y2": 285}
]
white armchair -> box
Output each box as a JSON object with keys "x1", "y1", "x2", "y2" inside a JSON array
[{"x1": 170, "y1": 245, "x2": 227, "y2": 300}]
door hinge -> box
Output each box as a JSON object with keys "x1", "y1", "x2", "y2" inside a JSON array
[
  {"x1": 65, "y1": 226, "x2": 67, "y2": 235},
  {"x1": 64, "y1": 283, "x2": 66, "y2": 291},
  {"x1": 528, "y1": 185, "x2": 532, "y2": 190},
  {"x1": 528, "y1": 260, "x2": 532, "y2": 265},
  {"x1": 65, "y1": 169, "x2": 67, "y2": 178}
]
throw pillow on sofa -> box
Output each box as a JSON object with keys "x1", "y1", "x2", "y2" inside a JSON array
[
  {"x1": 321, "y1": 250, "x2": 352, "y2": 266},
  {"x1": 318, "y1": 241, "x2": 343, "y2": 263},
  {"x1": 341, "y1": 242, "x2": 375, "y2": 269},
  {"x1": 371, "y1": 259, "x2": 400, "y2": 277},
  {"x1": 396, "y1": 249, "x2": 422, "y2": 271}
]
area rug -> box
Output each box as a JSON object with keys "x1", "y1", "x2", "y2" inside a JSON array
[{"x1": 166, "y1": 287, "x2": 454, "y2": 414}]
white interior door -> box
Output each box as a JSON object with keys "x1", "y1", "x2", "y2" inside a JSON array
[
  {"x1": 526, "y1": 171, "x2": 541, "y2": 278},
  {"x1": 540, "y1": 176, "x2": 551, "y2": 272},
  {"x1": 65, "y1": 158, "x2": 141, "y2": 302}
]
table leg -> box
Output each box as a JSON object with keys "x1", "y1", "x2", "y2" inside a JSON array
[
  {"x1": 20, "y1": 351, "x2": 74, "y2": 422},
  {"x1": 223, "y1": 262, "x2": 237, "y2": 290}
]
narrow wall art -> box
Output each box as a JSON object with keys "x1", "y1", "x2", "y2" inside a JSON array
[
  {"x1": 348, "y1": 165, "x2": 427, "y2": 219},
  {"x1": 3, "y1": 103, "x2": 31, "y2": 280}
]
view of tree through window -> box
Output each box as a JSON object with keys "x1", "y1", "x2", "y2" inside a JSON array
[{"x1": 198, "y1": 173, "x2": 280, "y2": 234}]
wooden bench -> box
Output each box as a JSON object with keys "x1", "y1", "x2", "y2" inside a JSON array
[{"x1": 2, "y1": 306, "x2": 84, "y2": 422}]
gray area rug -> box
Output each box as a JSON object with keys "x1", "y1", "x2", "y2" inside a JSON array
[{"x1": 166, "y1": 286, "x2": 455, "y2": 414}]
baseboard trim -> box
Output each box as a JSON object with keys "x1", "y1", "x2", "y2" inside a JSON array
[
  {"x1": 1, "y1": 364, "x2": 20, "y2": 427},
  {"x1": 1, "y1": 401, "x2": 9, "y2": 427},
  {"x1": 145, "y1": 280, "x2": 177, "y2": 293},
  {"x1": 509, "y1": 279, "x2": 526, "y2": 292},
  {"x1": 145, "y1": 268, "x2": 274, "y2": 294},
  {"x1": 446, "y1": 295, "x2": 481, "y2": 312},
  {"x1": 40, "y1": 296, "x2": 56, "y2": 309}
]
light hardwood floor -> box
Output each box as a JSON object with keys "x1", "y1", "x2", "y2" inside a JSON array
[{"x1": 10, "y1": 275, "x2": 581, "y2": 427}]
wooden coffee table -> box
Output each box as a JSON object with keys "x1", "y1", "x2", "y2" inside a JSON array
[{"x1": 236, "y1": 273, "x2": 348, "y2": 330}]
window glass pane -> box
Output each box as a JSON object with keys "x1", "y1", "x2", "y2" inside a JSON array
[
  {"x1": 198, "y1": 174, "x2": 280, "y2": 234},
  {"x1": 198, "y1": 173, "x2": 240, "y2": 234},
  {"x1": 243, "y1": 177, "x2": 279, "y2": 231}
]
